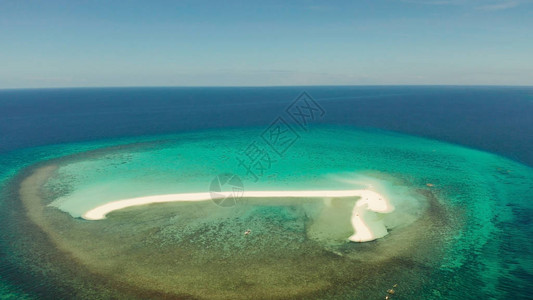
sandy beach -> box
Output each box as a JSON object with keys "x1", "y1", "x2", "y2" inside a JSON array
[{"x1": 82, "y1": 189, "x2": 394, "y2": 242}]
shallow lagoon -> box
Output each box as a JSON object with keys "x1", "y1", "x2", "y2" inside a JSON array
[{"x1": 1, "y1": 126, "x2": 532, "y2": 299}]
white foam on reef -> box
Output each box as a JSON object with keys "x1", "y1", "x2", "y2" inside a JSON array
[{"x1": 82, "y1": 189, "x2": 394, "y2": 242}]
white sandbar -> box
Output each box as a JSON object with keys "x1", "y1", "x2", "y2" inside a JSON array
[{"x1": 82, "y1": 189, "x2": 394, "y2": 242}]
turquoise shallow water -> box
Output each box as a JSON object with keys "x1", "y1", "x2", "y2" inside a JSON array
[{"x1": 0, "y1": 126, "x2": 532, "y2": 299}]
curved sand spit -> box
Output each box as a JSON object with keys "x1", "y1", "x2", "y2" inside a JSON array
[{"x1": 82, "y1": 190, "x2": 394, "y2": 242}]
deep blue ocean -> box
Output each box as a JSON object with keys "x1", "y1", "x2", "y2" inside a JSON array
[{"x1": 1, "y1": 86, "x2": 532, "y2": 167}]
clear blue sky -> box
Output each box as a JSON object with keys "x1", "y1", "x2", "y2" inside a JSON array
[{"x1": 1, "y1": 0, "x2": 531, "y2": 88}]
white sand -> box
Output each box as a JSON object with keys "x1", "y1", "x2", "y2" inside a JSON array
[{"x1": 82, "y1": 190, "x2": 394, "y2": 242}]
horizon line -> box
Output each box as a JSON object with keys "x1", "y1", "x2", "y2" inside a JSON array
[{"x1": 1, "y1": 84, "x2": 532, "y2": 91}]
